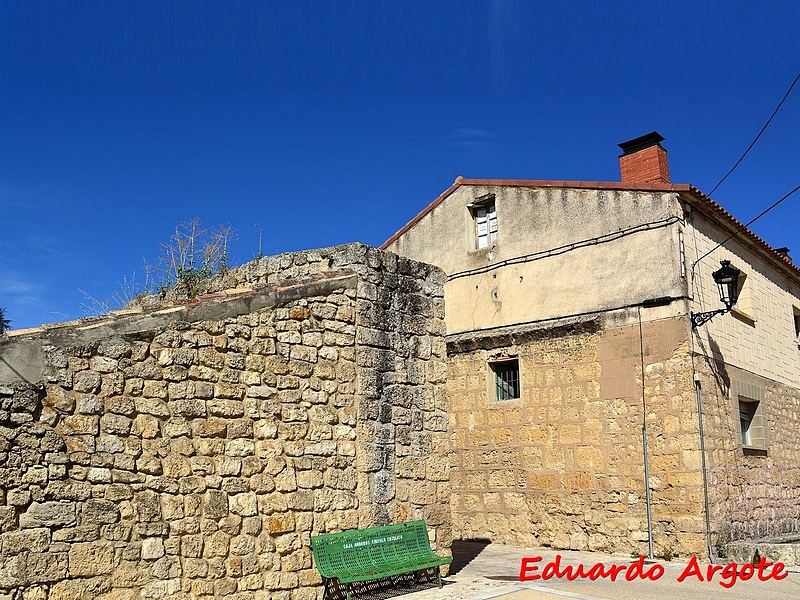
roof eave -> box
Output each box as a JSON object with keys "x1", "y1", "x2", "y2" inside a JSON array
[
  {"x1": 679, "y1": 185, "x2": 800, "y2": 279},
  {"x1": 380, "y1": 178, "x2": 689, "y2": 250},
  {"x1": 381, "y1": 178, "x2": 800, "y2": 283}
]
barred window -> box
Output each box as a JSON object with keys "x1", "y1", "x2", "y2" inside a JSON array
[{"x1": 491, "y1": 359, "x2": 520, "y2": 401}]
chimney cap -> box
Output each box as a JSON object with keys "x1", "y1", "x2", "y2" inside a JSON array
[{"x1": 618, "y1": 131, "x2": 665, "y2": 156}]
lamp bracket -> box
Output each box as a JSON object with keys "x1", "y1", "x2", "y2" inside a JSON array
[{"x1": 691, "y1": 308, "x2": 729, "y2": 329}]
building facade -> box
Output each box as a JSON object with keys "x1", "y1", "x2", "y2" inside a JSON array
[{"x1": 383, "y1": 133, "x2": 800, "y2": 557}]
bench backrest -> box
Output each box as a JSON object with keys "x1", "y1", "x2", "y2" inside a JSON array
[{"x1": 311, "y1": 520, "x2": 433, "y2": 578}]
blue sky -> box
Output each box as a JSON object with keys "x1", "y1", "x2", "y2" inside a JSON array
[{"x1": 2, "y1": 2, "x2": 799, "y2": 329}]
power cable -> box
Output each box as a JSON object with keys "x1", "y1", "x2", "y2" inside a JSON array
[
  {"x1": 708, "y1": 73, "x2": 800, "y2": 197},
  {"x1": 693, "y1": 183, "x2": 800, "y2": 267}
]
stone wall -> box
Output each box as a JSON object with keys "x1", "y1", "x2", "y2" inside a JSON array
[
  {"x1": 447, "y1": 312, "x2": 708, "y2": 556},
  {"x1": 694, "y1": 358, "x2": 800, "y2": 546},
  {"x1": 0, "y1": 243, "x2": 449, "y2": 599}
]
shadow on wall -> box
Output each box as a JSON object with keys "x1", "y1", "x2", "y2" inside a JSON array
[
  {"x1": 449, "y1": 538, "x2": 492, "y2": 575},
  {"x1": 697, "y1": 334, "x2": 731, "y2": 396}
]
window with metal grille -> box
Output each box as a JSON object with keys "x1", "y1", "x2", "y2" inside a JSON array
[{"x1": 492, "y1": 359, "x2": 520, "y2": 401}]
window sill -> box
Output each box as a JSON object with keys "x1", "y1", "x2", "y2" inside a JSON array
[
  {"x1": 492, "y1": 396, "x2": 522, "y2": 404},
  {"x1": 742, "y1": 446, "x2": 768, "y2": 457},
  {"x1": 731, "y1": 308, "x2": 756, "y2": 327},
  {"x1": 470, "y1": 245, "x2": 497, "y2": 256}
]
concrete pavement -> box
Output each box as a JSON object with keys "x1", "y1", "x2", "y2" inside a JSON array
[{"x1": 398, "y1": 542, "x2": 800, "y2": 600}]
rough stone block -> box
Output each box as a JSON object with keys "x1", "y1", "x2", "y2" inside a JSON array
[
  {"x1": 19, "y1": 501, "x2": 76, "y2": 529},
  {"x1": 229, "y1": 493, "x2": 258, "y2": 517},
  {"x1": 141, "y1": 537, "x2": 165, "y2": 561},
  {"x1": 68, "y1": 542, "x2": 116, "y2": 577}
]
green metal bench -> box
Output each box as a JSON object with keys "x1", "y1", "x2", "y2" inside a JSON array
[{"x1": 311, "y1": 520, "x2": 452, "y2": 600}]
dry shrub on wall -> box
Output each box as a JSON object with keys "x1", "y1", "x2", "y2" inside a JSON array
[
  {"x1": 79, "y1": 219, "x2": 240, "y2": 316},
  {"x1": 144, "y1": 218, "x2": 238, "y2": 299}
]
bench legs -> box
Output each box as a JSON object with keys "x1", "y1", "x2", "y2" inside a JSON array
[
  {"x1": 326, "y1": 569, "x2": 444, "y2": 600},
  {"x1": 415, "y1": 567, "x2": 444, "y2": 588},
  {"x1": 323, "y1": 578, "x2": 351, "y2": 600}
]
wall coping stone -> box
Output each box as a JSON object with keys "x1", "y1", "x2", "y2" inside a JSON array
[{"x1": 0, "y1": 273, "x2": 357, "y2": 385}]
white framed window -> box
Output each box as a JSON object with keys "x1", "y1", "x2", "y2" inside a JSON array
[
  {"x1": 475, "y1": 204, "x2": 497, "y2": 249},
  {"x1": 469, "y1": 194, "x2": 497, "y2": 250},
  {"x1": 792, "y1": 306, "x2": 800, "y2": 347}
]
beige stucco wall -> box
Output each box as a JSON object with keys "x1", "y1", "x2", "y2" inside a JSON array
[{"x1": 386, "y1": 185, "x2": 687, "y2": 334}]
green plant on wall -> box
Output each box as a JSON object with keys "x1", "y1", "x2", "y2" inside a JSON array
[
  {"x1": 0, "y1": 307, "x2": 10, "y2": 333},
  {"x1": 144, "y1": 219, "x2": 238, "y2": 299},
  {"x1": 77, "y1": 220, "x2": 240, "y2": 317}
]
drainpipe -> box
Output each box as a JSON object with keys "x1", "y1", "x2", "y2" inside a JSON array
[
  {"x1": 695, "y1": 379, "x2": 716, "y2": 563},
  {"x1": 638, "y1": 308, "x2": 654, "y2": 560},
  {"x1": 642, "y1": 423, "x2": 654, "y2": 560}
]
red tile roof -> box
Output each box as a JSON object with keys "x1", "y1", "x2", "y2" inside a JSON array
[
  {"x1": 680, "y1": 184, "x2": 798, "y2": 274},
  {"x1": 380, "y1": 178, "x2": 800, "y2": 279}
]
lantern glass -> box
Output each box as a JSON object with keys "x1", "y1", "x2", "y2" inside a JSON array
[{"x1": 712, "y1": 260, "x2": 741, "y2": 309}]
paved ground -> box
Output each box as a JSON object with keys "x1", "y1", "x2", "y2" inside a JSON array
[{"x1": 389, "y1": 542, "x2": 800, "y2": 600}]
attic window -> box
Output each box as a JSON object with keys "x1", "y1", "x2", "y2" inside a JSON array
[{"x1": 469, "y1": 194, "x2": 497, "y2": 249}]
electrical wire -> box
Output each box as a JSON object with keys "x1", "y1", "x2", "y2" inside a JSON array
[
  {"x1": 708, "y1": 73, "x2": 800, "y2": 197},
  {"x1": 693, "y1": 183, "x2": 800, "y2": 267},
  {"x1": 447, "y1": 216, "x2": 682, "y2": 281}
]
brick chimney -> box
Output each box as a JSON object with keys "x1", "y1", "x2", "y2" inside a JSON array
[{"x1": 618, "y1": 131, "x2": 670, "y2": 184}]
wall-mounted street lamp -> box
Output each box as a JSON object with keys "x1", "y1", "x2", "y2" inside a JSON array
[{"x1": 691, "y1": 260, "x2": 742, "y2": 328}]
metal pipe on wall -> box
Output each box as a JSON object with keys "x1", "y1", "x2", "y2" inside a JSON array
[
  {"x1": 638, "y1": 308, "x2": 654, "y2": 560},
  {"x1": 695, "y1": 379, "x2": 716, "y2": 563}
]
